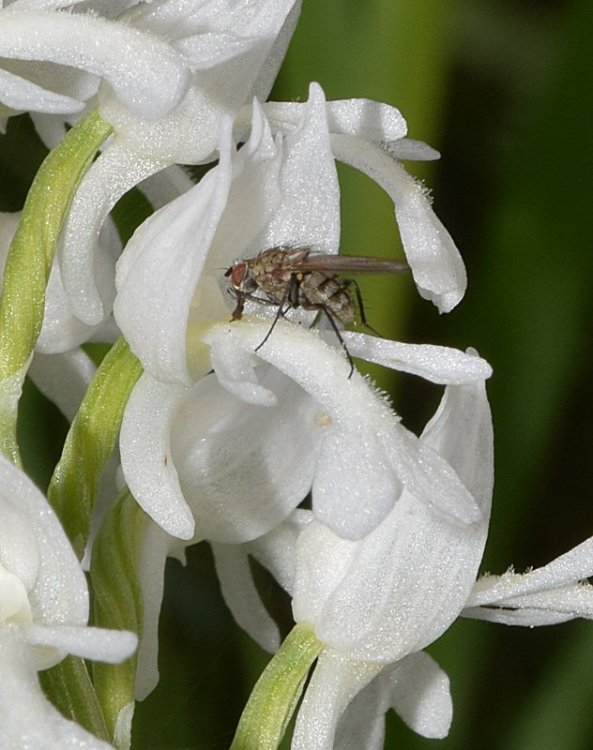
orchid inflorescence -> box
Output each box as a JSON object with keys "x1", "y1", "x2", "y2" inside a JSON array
[{"x1": 0, "y1": 2, "x2": 592, "y2": 749}]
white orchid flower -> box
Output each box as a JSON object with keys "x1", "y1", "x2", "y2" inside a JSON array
[
  {"x1": 220, "y1": 372, "x2": 593, "y2": 748},
  {"x1": 115, "y1": 82, "x2": 465, "y2": 387},
  {"x1": 116, "y1": 84, "x2": 486, "y2": 542},
  {"x1": 0, "y1": 452, "x2": 137, "y2": 748},
  {"x1": 260, "y1": 94, "x2": 465, "y2": 313},
  {"x1": 55, "y1": 0, "x2": 302, "y2": 326},
  {"x1": 0, "y1": 1, "x2": 188, "y2": 125}
]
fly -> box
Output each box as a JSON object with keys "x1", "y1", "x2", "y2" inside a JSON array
[{"x1": 225, "y1": 245, "x2": 409, "y2": 375}]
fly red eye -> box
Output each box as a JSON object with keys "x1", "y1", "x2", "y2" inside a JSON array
[{"x1": 229, "y1": 262, "x2": 247, "y2": 289}]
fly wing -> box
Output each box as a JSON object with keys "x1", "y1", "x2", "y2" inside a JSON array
[{"x1": 291, "y1": 253, "x2": 409, "y2": 274}]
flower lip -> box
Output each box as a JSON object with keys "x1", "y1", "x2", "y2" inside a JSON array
[{"x1": 204, "y1": 320, "x2": 489, "y2": 535}]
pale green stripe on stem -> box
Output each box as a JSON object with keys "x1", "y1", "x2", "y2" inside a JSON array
[
  {"x1": 39, "y1": 655, "x2": 111, "y2": 745},
  {"x1": 0, "y1": 110, "x2": 112, "y2": 462},
  {"x1": 91, "y1": 489, "x2": 148, "y2": 747},
  {"x1": 230, "y1": 624, "x2": 323, "y2": 750},
  {"x1": 48, "y1": 337, "x2": 143, "y2": 559}
]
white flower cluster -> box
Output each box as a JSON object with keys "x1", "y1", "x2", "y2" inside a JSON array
[{"x1": 1, "y1": 2, "x2": 593, "y2": 749}]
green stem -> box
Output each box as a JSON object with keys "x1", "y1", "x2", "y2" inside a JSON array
[
  {"x1": 48, "y1": 337, "x2": 143, "y2": 559},
  {"x1": 39, "y1": 655, "x2": 110, "y2": 744},
  {"x1": 0, "y1": 110, "x2": 112, "y2": 463},
  {"x1": 91, "y1": 489, "x2": 149, "y2": 747},
  {"x1": 230, "y1": 624, "x2": 323, "y2": 750}
]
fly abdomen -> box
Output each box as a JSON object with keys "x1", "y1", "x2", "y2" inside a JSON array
[{"x1": 299, "y1": 271, "x2": 355, "y2": 324}]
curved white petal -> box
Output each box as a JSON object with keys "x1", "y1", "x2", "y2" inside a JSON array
[
  {"x1": 292, "y1": 378, "x2": 492, "y2": 662},
  {"x1": 250, "y1": 0, "x2": 302, "y2": 102},
  {"x1": 247, "y1": 509, "x2": 311, "y2": 594},
  {"x1": 385, "y1": 652, "x2": 452, "y2": 738},
  {"x1": 264, "y1": 97, "x2": 407, "y2": 142},
  {"x1": 171, "y1": 369, "x2": 323, "y2": 543},
  {"x1": 120, "y1": 374, "x2": 195, "y2": 540},
  {"x1": 331, "y1": 133, "x2": 466, "y2": 312},
  {"x1": 115, "y1": 109, "x2": 283, "y2": 383},
  {"x1": 292, "y1": 650, "x2": 381, "y2": 750},
  {"x1": 255, "y1": 83, "x2": 340, "y2": 253},
  {"x1": 99, "y1": 0, "x2": 299, "y2": 163},
  {"x1": 0, "y1": 627, "x2": 114, "y2": 750},
  {"x1": 114, "y1": 152, "x2": 231, "y2": 382},
  {"x1": 28, "y1": 349, "x2": 96, "y2": 422},
  {"x1": 0, "y1": 66, "x2": 83, "y2": 113},
  {"x1": 462, "y1": 606, "x2": 590, "y2": 627},
  {"x1": 468, "y1": 537, "x2": 593, "y2": 607},
  {"x1": 343, "y1": 334, "x2": 492, "y2": 384},
  {"x1": 24, "y1": 623, "x2": 137, "y2": 664},
  {"x1": 38, "y1": 231, "x2": 119, "y2": 353},
  {"x1": 383, "y1": 138, "x2": 440, "y2": 161},
  {"x1": 0, "y1": 11, "x2": 189, "y2": 117},
  {"x1": 211, "y1": 543, "x2": 281, "y2": 653},
  {"x1": 0, "y1": 454, "x2": 89, "y2": 629},
  {"x1": 134, "y1": 520, "x2": 172, "y2": 700},
  {"x1": 60, "y1": 139, "x2": 165, "y2": 325},
  {"x1": 332, "y1": 652, "x2": 452, "y2": 748},
  {"x1": 138, "y1": 164, "x2": 194, "y2": 211},
  {"x1": 205, "y1": 322, "x2": 482, "y2": 536}
]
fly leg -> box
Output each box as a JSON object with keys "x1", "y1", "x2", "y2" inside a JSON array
[
  {"x1": 302, "y1": 301, "x2": 355, "y2": 378},
  {"x1": 254, "y1": 274, "x2": 300, "y2": 352},
  {"x1": 343, "y1": 279, "x2": 382, "y2": 337}
]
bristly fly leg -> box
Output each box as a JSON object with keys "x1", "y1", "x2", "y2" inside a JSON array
[
  {"x1": 342, "y1": 278, "x2": 381, "y2": 338},
  {"x1": 253, "y1": 274, "x2": 299, "y2": 352}
]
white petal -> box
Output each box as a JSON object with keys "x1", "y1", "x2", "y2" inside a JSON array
[
  {"x1": 293, "y1": 650, "x2": 381, "y2": 750},
  {"x1": 255, "y1": 83, "x2": 340, "y2": 253},
  {"x1": 119, "y1": 374, "x2": 195, "y2": 540},
  {"x1": 0, "y1": 454, "x2": 88, "y2": 628},
  {"x1": 292, "y1": 379, "x2": 492, "y2": 662},
  {"x1": 0, "y1": 66, "x2": 83, "y2": 113},
  {"x1": 115, "y1": 156, "x2": 231, "y2": 382},
  {"x1": 0, "y1": 627, "x2": 114, "y2": 749},
  {"x1": 38, "y1": 222, "x2": 120, "y2": 353},
  {"x1": 138, "y1": 164, "x2": 194, "y2": 211},
  {"x1": 250, "y1": 0, "x2": 302, "y2": 101},
  {"x1": 462, "y1": 606, "x2": 587, "y2": 627},
  {"x1": 171, "y1": 370, "x2": 323, "y2": 543},
  {"x1": 98, "y1": 0, "x2": 299, "y2": 163},
  {"x1": 421, "y1": 373, "x2": 494, "y2": 509},
  {"x1": 208, "y1": 331, "x2": 277, "y2": 406},
  {"x1": 343, "y1": 334, "x2": 492, "y2": 384},
  {"x1": 247, "y1": 509, "x2": 311, "y2": 594},
  {"x1": 60, "y1": 139, "x2": 165, "y2": 326},
  {"x1": 211, "y1": 543, "x2": 280, "y2": 653},
  {"x1": 465, "y1": 582, "x2": 593, "y2": 626},
  {"x1": 199, "y1": 99, "x2": 282, "y2": 273},
  {"x1": 28, "y1": 349, "x2": 96, "y2": 422},
  {"x1": 468, "y1": 537, "x2": 593, "y2": 607},
  {"x1": 334, "y1": 652, "x2": 452, "y2": 746},
  {"x1": 133, "y1": 520, "x2": 172, "y2": 700},
  {"x1": 383, "y1": 138, "x2": 440, "y2": 161},
  {"x1": 0, "y1": 11, "x2": 189, "y2": 117},
  {"x1": 385, "y1": 652, "x2": 452, "y2": 738},
  {"x1": 25, "y1": 623, "x2": 137, "y2": 664},
  {"x1": 264, "y1": 97, "x2": 407, "y2": 142},
  {"x1": 205, "y1": 322, "x2": 481, "y2": 533},
  {"x1": 331, "y1": 133, "x2": 466, "y2": 312}
]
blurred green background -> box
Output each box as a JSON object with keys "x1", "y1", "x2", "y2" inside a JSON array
[{"x1": 2, "y1": 0, "x2": 593, "y2": 748}]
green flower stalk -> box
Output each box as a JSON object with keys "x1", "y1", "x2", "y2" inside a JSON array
[
  {"x1": 48, "y1": 337, "x2": 142, "y2": 559},
  {"x1": 0, "y1": 110, "x2": 112, "y2": 463},
  {"x1": 230, "y1": 624, "x2": 322, "y2": 750}
]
